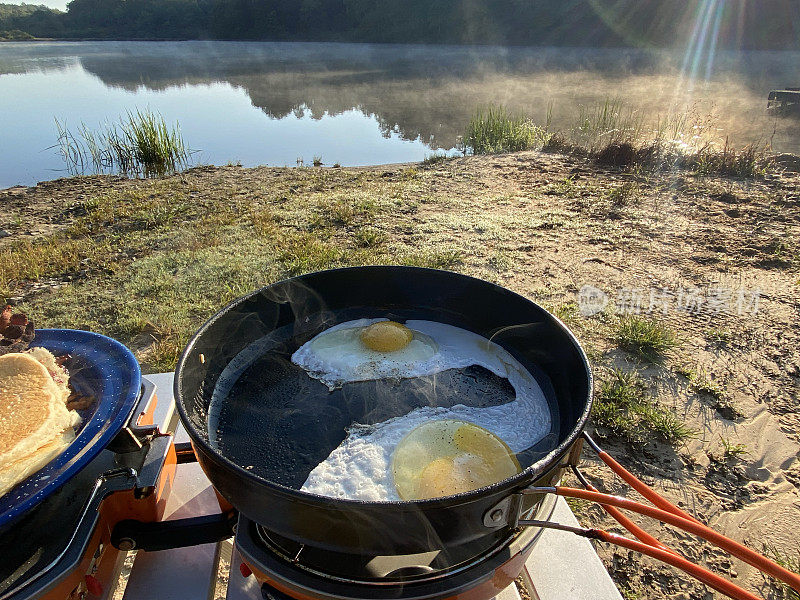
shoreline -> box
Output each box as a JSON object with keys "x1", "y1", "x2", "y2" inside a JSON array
[
  {"x1": 4, "y1": 148, "x2": 800, "y2": 194},
  {"x1": 3, "y1": 38, "x2": 800, "y2": 54}
]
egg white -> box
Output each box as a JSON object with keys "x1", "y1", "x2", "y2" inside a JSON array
[{"x1": 299, "y1": 320, "x2": 551, "y2": 501}]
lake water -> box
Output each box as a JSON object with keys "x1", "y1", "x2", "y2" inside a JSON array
[{"x1": 1, "y1": 41, "x2": 799, "y2": 188}]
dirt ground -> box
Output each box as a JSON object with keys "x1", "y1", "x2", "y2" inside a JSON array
[{"x1": 2, "y1": 151, "x2": 799, "y2": 599}]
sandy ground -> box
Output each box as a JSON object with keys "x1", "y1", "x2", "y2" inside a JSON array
[{"x1": 2, "y1": 151, "x2": 799, "y2": 599}]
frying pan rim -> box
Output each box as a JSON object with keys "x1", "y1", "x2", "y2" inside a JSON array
[{"x1": 174, "y1": 265, "x2": 592, "y2": 508}]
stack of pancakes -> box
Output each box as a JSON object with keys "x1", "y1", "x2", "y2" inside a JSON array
[{"x1": 0, "y1": 349, "x2": 80, "y2": 498}]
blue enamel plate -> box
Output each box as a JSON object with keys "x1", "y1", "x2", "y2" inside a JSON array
[{"x1": 0, "y1": 329, "x2": 142, "y2": 528}]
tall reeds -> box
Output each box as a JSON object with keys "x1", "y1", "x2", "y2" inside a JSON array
[
  {"x1": 55, "y1": 109, "x2": 192, "y2": 178},
  {"x1": 463, "y1": 105, "x2": 549, "y2": 155},
  {"x1": 466, "y1": 99, "x2": 771, "y2": 178}
]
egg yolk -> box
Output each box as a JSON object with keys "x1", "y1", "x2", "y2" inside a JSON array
[
  {"x1": 392, "y1": 420, "x2": 522, "y2": 500},
  {"x1": 360, "y1": 321, "x2": 413, "y2": 353},
  {"x1": 454, "y1": 424, "x2": 517, "y2": 466},
  {"x1": 415, "y1": 455, "x2": 497, "y2": 499}
]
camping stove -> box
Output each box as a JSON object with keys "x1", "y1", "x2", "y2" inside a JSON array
[
  {"x1": 0, "y1": 380, "x2": 179, "y2": 600},
  {"x1": 235, "y1": 495, "x2": 557, "y2": 600}
]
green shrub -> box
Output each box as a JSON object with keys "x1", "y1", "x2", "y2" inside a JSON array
[{"x1": 463, "y1": 105, "x2": 547, "y2": 155}]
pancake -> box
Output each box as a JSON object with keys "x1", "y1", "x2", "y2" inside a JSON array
[
  {"x1": 0, "y1": 351, "x2": 80, "y2": 497},
  {"x1": 0, "y1": 428, "x2": 76, "y2": 498}
]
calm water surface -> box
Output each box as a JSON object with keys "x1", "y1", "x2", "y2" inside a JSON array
[{"x1": 1, "y1": 41, "x2": 799, "y2": 188}]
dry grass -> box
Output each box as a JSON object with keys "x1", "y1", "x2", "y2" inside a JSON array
[
  {"x1": 1, "y1": 164, "x2": 467, "y2": 368},
  {"x1": 762, "y1": 545, "x2": 800, "y2": 600},
  {"x1": 0, "y1": 237, "x2": 105, "y2": 297}
]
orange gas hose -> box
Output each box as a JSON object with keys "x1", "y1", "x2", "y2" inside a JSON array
[
  {"x1": 570, "y1": 466, "x2": 675, "y2": 554},
  {"x1": 593, "y1": 529, "x2": 763, "y2": 600},
  {"x1": 583, "y1": 433, "x2": 704, "y2": 526},
  {"x1": 549, "y1": 486, "x2": 800, "y2": 593},
  {"x1": 597, "y1": 449, "x2": 704, "y2": 525}
]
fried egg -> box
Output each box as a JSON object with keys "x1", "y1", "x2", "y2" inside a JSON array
[
  {"x1": 292, "y1": 318, "x2": 535, "y2": 391},
  {"x1": 299, "y1": 320, "x2": 551, "y2": 501},
  {"x1": 291, "y1": 319, "x2": 438, "y2": 390}
]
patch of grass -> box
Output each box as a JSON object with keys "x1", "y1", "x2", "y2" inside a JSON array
[
  {"x1": 463, "y1": 105, "x2": 548, "y2": 155},
  {"x1": 592, "y1": 368, "x2": 695, "y2": 446},
  {"x1": 545, "y1": 176, "x2": 580, "y2": 198},
  {"x1": 574, "y1": 99, "x2": 642, "y2": 151},
  {"x1": 312, "y1": 156, "x2": 323, "y2": 167},
  {"x1": 606, "y1": 181, "x2": 640, "y2": 207},
  {"x1": 644, "y1": 407, "x2": 697, "y2": 445},
  {"x1": 690, "y1": 141, "x2": 770, "y2": 179},
  {"x1": 0, "y1": 237, "x2": 106, "y2": 296},
  {"x1": 597, "y1": 142, "x2": 638, "y2": 167},
  {"x1": 762, "y1": 545, "x2": 800, "y2": 600},
  {"x1": 621, "y1": 588, "x2": 642, "y2": 600},
  {"x1": 706, "y1": 327, "x2": 732, "y2": 347},
  {"x1": 674, "y1": 363, "x2": 740, "y2": 419},
  {"x1": 422, "y1": 153, "x2": 449, "y2": 166},
  {"x1": 765, "y1": 235, "x2": 799, "y2": 267},
  {"x1": 144, "y1": 337, "x2": 185, "y2": 373},
  {"x1": 553, "y1": 301, "x2": 580, "y2": 324},
  {"x1": 719, "y1": 436, "x2": 748, "y2": 460},
  {"x1": 674, "y1": 365, "x2": 726, "y2": 401},
  {"x1": 616, "y1": 316, "x2": 679, "y2": 361},
  {"x1": 488, "y1": 250, "x2": 512, "y2": 272},
  {"x1": 401, "y1": 249, "x2": 463, "y2": 269},
  {"x1": 541, "y1": 132, "x2": 581, "y2": 155},
  {"x1": 401, "y1": 167, "x2": 420, "y2": 180},
  {"x1": 278, "y1": 234, "x2": 343, "y2": 275},
  {"x1": 592, "y1": 138, "x2": 771, "y2": 179},
  {"x1": 353, "y1": 227, "x2": 386, "y2": 248},
  {"x1": 251, "y1": 208, "x2": 278, "y2": 237},
  {"x1": 55, "y1": 109, "x2": 192, "y2": 178},
  {"x1": 483, "y1": 98, "x2": 773, "y2": 178},
  {"x1": 64, "y1": 187, "x2": 200, "y2": 238},
  {"x1": 312, "y1": 196, "x2": 377, "y2": 228},
  {"x1": 565, "y1": 496, "x2": 592, "y2": 515}
]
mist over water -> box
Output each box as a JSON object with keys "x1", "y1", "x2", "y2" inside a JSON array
[{"x1": 1, "y1": 41, "x2": 799, "y2": 188}]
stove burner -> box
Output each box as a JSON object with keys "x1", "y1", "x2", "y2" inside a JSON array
[
  {"x1": 236, "y1": 494, "x2": 557, "y2": 600},
  {"x1": 255, "y1": 523, "x2": 521, "y2": 584}
]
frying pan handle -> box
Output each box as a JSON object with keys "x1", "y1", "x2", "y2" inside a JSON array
[{"x1": 482, "y1": 437, "x2": 584, "y2": 530}]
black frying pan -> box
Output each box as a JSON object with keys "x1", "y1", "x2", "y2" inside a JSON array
[{"x1": 175, "y1": 266, "x2": 591, "y2": 559}]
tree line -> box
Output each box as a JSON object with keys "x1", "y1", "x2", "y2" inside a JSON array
[{"x1": 1, "y1": 0, "x2": 798, "y2": 50}]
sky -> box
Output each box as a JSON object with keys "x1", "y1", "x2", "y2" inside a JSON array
[{"x1": 12, "y1": 0, "x2": 68, "y2": 10}]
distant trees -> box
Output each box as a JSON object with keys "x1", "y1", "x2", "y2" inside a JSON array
[
  {"x1": 0, "y1": 3, "x2": 65, "y2": 37},
  {"x1": 1, "y1": 0, "x2": 798, "y2": 50}
]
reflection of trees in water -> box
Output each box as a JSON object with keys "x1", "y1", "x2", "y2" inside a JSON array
[{"x1": 6, "y1": 42, "x2": 800, "y2": 151}]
